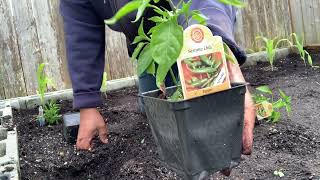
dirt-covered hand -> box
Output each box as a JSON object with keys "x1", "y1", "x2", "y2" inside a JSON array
[
  {"x1": 76, "y1": 108, "x2": 108, "y2": 151},
  {"x1": 226, "y1": 50, "x2": 256, "y2": 155}
]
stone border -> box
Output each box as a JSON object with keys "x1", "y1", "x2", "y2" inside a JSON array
[
  {"x1": 242, "y1": 47, "x2": 298, "y2": 67},
  {"x1": 4, "y1": 76, "x2": 138, "y2": 110},
  {"x1": 0, "y1": 101, "x2": 19, "y2": 180}
]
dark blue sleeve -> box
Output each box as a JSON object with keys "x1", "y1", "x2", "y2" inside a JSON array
[
  {"x1": 176, "y1": 0, "x2": 246, "y2": 65},
  {"x1": 60, "y1": 0, "x2": 105, "y2": 109}
]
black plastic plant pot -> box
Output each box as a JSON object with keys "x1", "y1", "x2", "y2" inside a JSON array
[{"x1": 140, "y1": 83, "x2": 247, "y2": 180}]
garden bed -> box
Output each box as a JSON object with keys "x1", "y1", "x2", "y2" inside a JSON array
[{"x1": 13, "y1": 53, "x2": 320, "y2": 179}]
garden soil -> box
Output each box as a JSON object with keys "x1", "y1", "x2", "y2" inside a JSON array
[{"x1": 13, "y1": 54, "x2": 320, "y2": 180}]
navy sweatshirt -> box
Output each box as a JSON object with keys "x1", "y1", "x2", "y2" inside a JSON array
[{"x1": 60, "y1": 0, "x2": 246, "y2": 109}]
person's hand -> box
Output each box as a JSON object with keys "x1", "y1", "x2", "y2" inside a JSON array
[{"x1": 76, "y1": 108, "x2": 108, "y2": 151}]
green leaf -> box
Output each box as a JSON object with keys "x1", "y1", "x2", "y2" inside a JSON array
[
  {"x1": 272, "y1": 99, "x2": 285, "y2": 109},
  {"x1": 133, "y1": 0, "x2": 151, "y2": 22},
  {"x1": 278, "y1": 89, "x2": 287, "y2": 99},
  {"x1": 138, "y1": 19, "x2": 148, "y2": 38},
  {"x1": 137, "y1": 44, "x2": 154, "y2": 76},
  {"x1": 147, "y1": 26, "x2": 158, "y2": 34},
  {"x1": 150, "y1": 19, "x2": 183, "y2": 87},
  {"x1": 133, "y1": 36, "x2": 147, "y2": 44},
  {"x1": 105, "y1": 0, "x2": 141, "y2": 25},
  {"x1": 191, "y1": 10, "x2": 207, "y2": 25},
  {"x1": 131, "y1": 42, "x2": 147, "y2": 61},
  {"x1": 100, "y1": 72, "x2": 108, "y2": 92},
  {"x1": 256, "y1": 85, "x2": 273, "y2": 95},
  {"x1": 271, "y1": 111, "x2": 281, "y2": 123},
  {"x1": 224, "y1": 43, "x2": 237, "y2": 64},
  {"x1": 179, "y1": 0, "x2": 192, "y2": 16},
  {"x1": 148, "y1": 16, "x2": 167, "y2": 23},
  {"x1": 305, "y1": 50, "x2": 313, "y2": 66},
  {"x1": 218, "y1": 0, "x2": 247, "y2": 8},
  {"x1": 146, "y1": 62, "x2": 155, "y2": 76},
  {"x1": 132, "y1": 19, "x2": 150, "y2": 44},
  {"x1": 153, "y1": 8, "x2": 170, "y2": 18}
]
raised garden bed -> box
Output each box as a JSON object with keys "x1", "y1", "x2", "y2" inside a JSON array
[{"x1": 13, "y1": 53, "x2": 320, "y2": 179}]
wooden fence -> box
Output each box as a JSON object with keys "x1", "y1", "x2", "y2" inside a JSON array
[{"x1": 0, "y1": 0, "x2": 319, "y2": 99}]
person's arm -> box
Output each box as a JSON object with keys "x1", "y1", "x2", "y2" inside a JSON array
[
  {"x1": 60, "y1": 0, "x2": 105, "y2": 109},
  {"x1": 60, "y1": 0, "x2": 108, "y2": 150},
  {"x1": 177, "y1": 0, "x2": 246, "y2": 65}
]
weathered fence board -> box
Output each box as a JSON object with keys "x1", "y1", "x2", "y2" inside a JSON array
[
  {"x1": 0, "y1": 0, "x2": 27, "y2": 99},
  {"x1": 10, "y1": 0, "x2": 43, "y2": 95},
  {"x1": 235, "y1": 0, "x2": 292, "y2": 50},
  {"x1": 1, "y1": 0, "x2": 320, "y2": 99},
  {"x1": 30, "y1": 0, "x2": 65, "y2": 91},
  {"x1": 290, "y1": 0, "x2": 320, "y2": 45},
  {"x1": 105, "y1": 26, "x2": 135, "y2": 80}
]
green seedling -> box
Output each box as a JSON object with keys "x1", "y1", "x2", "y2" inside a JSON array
[
  {"x1": 274, "y1": 170, "x2": 285, "y2": 178},
  {"x1": 290, "y1": 33, "x2": 318, "y2": 68},
  {"x1": 44, "y1": 100, "x2": 61, "y2": 125},
  {"x1": 105, "y1": 0, "x2": 244, "y2": 100},
  {"x1": 100, "y1": 72, "x2": 108, "y2": 98},
  {"x1": 36, "y1": 63, "x2": 53, "y2": 106},
  {"x1": 36, "y1": 63, "x2": 55, "y2": 126},
  {"x1": 256, "y1": 36, "x2": 292, "y2": 71},
  {"x1": 217, "y1": 0, "x2": 246, "y2": 7},
  {"x1": 253, "y1": 85, "x2": 291, "y2": 123}
]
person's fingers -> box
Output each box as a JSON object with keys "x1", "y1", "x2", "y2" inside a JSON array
[
  {"x1": 242, "y1": 92, "x2": 256, "y2": 155},
  {"x1": 242, "y1": 127, "x2": 253, "y2": 155},
  {"x1": 76, "y1": 136, "x2": 93, "y2": 150},
  {"x1": 98, "y1": 123, "x2": 108, "y2": 144}
]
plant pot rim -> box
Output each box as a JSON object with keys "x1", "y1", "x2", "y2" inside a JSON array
[{"x1": 139, "y1": 82, "x2": 248, "y2": 103}]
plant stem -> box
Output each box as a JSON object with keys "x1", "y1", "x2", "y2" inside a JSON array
[
  {"x1": 177, "y1": 0, "x2": 184, "y2": 8},
  {"x1": 169, "y1": 68, "x2": 178, "y2": 85},
  {"x1": 167, "y1": 0, "x2": 177, "y2": 12},
  {"x1": 148, "y1": 4, "x2": 163, "y2": 12}
]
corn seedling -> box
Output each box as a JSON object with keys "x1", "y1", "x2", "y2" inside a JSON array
[
  {"x1": 290, "y1": 33, "x2": 318, "y2": 68},
  {"x1": 252, "y1": 85, "x2": 291, "y2": 123},
  {"x1": 36, "y1": 63, "x2": 57, "y2": 126},
  {"x1": 44, "y1": 100, "x2": 61, "y2": 125},
  {"x1": 36, "y1": 63, "x2": 53, "y2": 106},
  {"x1": 100, "y1": 72, "x2": 108, "y2": 98},
  {"x1": 256, "y1": 36, "x2": 292, "y2": 71},
  {"x1": 105, "y1": 0, "x2": 244, "y2": 99}
]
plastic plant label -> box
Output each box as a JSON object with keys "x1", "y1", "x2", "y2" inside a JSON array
[
  {"x1": 177, "y1": 24, "x2": 231, "y2": 99},
  {"x1": 256, "y1": 101, "x2": 273, "y2": 120}
]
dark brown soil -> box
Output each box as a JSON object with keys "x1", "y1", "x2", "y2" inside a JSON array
[{"x1": 13, "y1": 53, "x2": 320, "y2": 180}]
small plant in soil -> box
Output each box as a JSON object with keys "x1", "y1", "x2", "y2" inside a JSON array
[
  {"x1": 274, "y1": 170, "x2": 285, "y2": 178},
  {"x1": 44, "y1": 100, "x2": 61, "y2": 125},
  {"x1": 36, "y1": 63, "x2": 60, "y2": 126},
  {"x1": 290, "y1": 33, "x2": 318, "y2": 68},
  {"x1": 253, "y1": 85, "x2": 291, "y2": 123},
  {"x1": 256, "y1": 36, "x2": 292, "y2": 71},
  {"x1": 105, "y1": 0, "x2": 243, "y2": 99}
]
